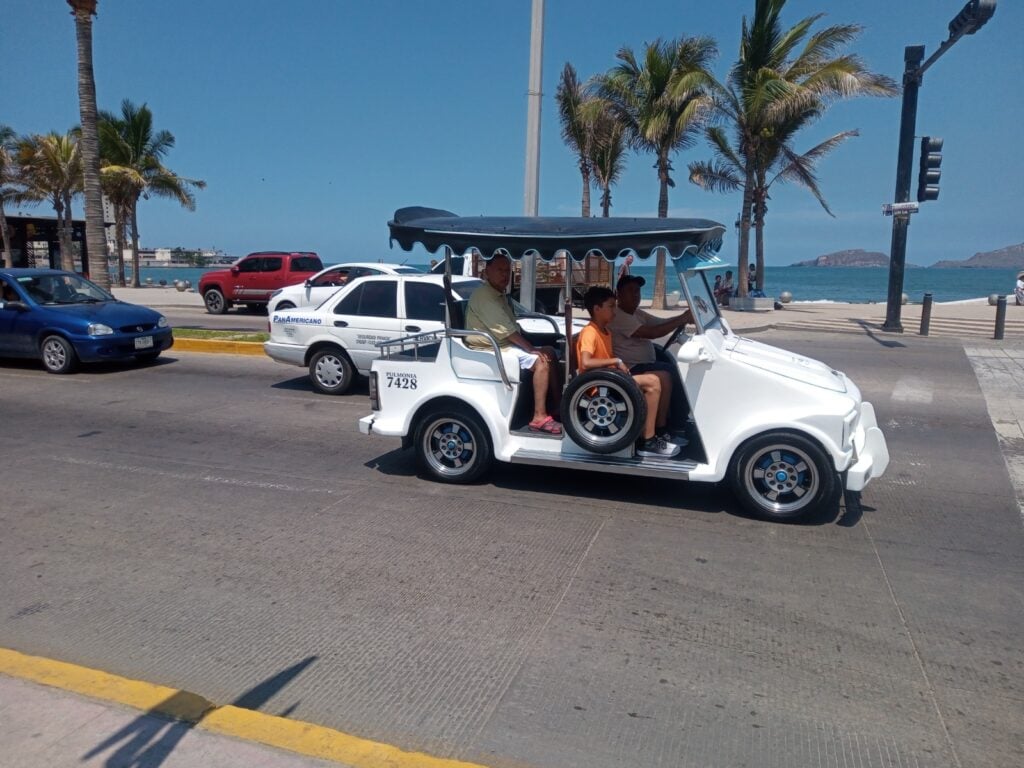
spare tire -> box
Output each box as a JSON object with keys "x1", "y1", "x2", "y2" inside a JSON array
[{"x1": 560, "y1": 369, "x2": 645, "y2": 454}]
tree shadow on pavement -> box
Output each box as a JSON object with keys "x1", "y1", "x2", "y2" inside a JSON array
[{"x1": 82, "y1": 655, "x2": 317, "y2": 768}]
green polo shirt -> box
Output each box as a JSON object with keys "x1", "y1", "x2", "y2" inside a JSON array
[{"x1": 465, "y1": 282, "x2": 518, "y2": 349}]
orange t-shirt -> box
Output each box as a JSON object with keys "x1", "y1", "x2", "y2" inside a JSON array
[{"x1": 576, "y1": 322, "x2": 615, "y2": 373}]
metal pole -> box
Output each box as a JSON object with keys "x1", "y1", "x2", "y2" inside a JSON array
[
  {"x1": 994, "y1": 295, "x2": 1007, "y2": 340},
  {"x1": 882, "y1": 46, "x2": 925, "y2": 333},
  {"x1": 520, "y1": 0, "x2": 544, "y2": 311},
  {"x1": 919, "y1": 292, "x2": 933, "y2": 336}
]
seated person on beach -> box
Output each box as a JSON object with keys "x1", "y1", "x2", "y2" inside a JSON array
[
  {"x1": 1016, "y1": 272, "x2": 1024, "y2": 306},
  {"x1": 609, "y1": 274, "x2": 691, "y2": 446},
  {"x1": 465, "y1": 252, "x2": 562, "y2": 434},
  {"x1": 576, "y1": 286, "x2": 680, "y2": 458}
]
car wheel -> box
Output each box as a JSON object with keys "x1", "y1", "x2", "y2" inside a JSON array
[
  {"x1": 560, "y1": 370, "x2": 645, "y2": 454},
  {"x1": 728, "y1": 431, "x2": 838, "y2": 521},
  {"x1": 415, "y1": 408, "x2": 492, "y2": 484},
  {"x1": 309, "y1": 347, "x2": 354, "y2": 395},
  {"x1": 40, "y1": 335, "x2": 77, "y2": 374},
  {"x1": 274, "y1": 301, "x2": 295, "y2": 311},
  {"x1": 203, "y1": 288, "x2": 228, "y2": 314}
]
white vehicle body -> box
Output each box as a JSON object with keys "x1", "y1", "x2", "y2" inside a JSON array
[
  {"x1": 360, "y1": 253, "x2": 890, "y2": 521},
  {"x1": 267, "y1": 262, "x2": 422, "y2": 314},
  {"x1": 265, "y1": 274, "x2": 578, "y2": 395}
]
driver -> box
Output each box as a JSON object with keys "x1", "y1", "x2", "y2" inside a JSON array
[
  {"x1": 609, "y1": 274, "x2": 692, "y2": 445},
  {"x1": 0, "y1": 279, "x2": 18, "y2": 302}
]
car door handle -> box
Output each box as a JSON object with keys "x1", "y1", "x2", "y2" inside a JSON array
[
  {"x1": 334, "y1": 320, "x2": 348, "y2": 327},
  {"x1": 405, "y1": 325, "x2": 421, "y2": 332}
]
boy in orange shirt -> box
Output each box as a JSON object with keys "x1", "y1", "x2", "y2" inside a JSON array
[{"x1": 576, "y1": 287, "x2": 680, "y2": 458}]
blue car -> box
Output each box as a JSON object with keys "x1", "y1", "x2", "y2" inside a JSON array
[{"x1": 0, "y1": 268, "x2": 173, "y2": 374}]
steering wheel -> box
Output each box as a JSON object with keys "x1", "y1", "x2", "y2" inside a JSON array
[{"x1": 664, "y1": 322, "x2": 689, "y2": 349}]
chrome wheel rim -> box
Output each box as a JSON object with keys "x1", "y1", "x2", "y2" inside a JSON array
[
  {"x1": 42, "y1": 339, "x2": 67, "y2": 371},
  {"x1": 569, "y1": 382, "x2": 631, "y2": 439},
  {"x1": 423, "y1": 417, "x2": 477, "y2": 478},
  {"x1": 742, "y1": 443, "x2": 820, "y2": 515},
  {"x1": 205, "y1": 292, "x2": 223, "y2": 311}
]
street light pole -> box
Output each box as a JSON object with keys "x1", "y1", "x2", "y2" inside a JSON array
[{"x1": 519, "y1": 0, "x2": 544, "y2": 311}]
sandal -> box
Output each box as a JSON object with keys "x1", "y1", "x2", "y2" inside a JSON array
[{"x1": 529, "y1": 415, "x2": 562, "y2": 435}]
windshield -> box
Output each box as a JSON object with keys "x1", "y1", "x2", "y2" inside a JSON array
[
  {"x1": 680, "y1": 269, "x2": 722, "y2": 332},
  {"x1": 393, "y1": 266, "x2": 422, "y2": 274},
  {"x1": 452, "y1": 279, "x2": 481, "y2": 300},
  {"x1": 17, "y1": 273, "x2": 113, "y2": 305}
]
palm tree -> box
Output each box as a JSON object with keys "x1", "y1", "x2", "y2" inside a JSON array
[
  {"x1": 98, "y1": 100, "x2": 205, "y2": 287},
  {"x1": 16, "y1": 132, "x2": 84, "y2": 271},
  {"x1": 597, "y1": 36, "x2": 717, "y2": 307},
  {"x1": 586, "y1": 100, "x2": 628, "y2": 217},
  {"x1": 555, "y1": 63, "x2": 595, "y2": 217},
  {"x1": 67, "y1": 0, "x2": 109, "y2": 288},
  {"x1": 688, "y1": 0, "x2": 896, "y2": 298},
  {"x1": 0, "y1": 125, "x2": 17, "y2": 267}
]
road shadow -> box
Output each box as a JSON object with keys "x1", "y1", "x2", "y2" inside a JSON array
[
  {"x1": 82, "y1": 655, "x2": 317, "y2": 768},
  {"x1": 269, "y1": 376, "x2": 370, "y2": 396},
  {"x1": 0, "y1": 355, "x2": 176, "y2": 377},
  {"x1": 364, "y1": 447, "x2": 844, "y2": 526}
]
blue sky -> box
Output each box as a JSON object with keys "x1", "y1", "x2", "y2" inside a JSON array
[{"x1": 4, "y1": 0, "x2": 1021, "y2": 266}]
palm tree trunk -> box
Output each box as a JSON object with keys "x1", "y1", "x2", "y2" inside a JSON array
[
  {"x1": 736, "y1": 167, "x2": 755, "y2": 301},
  {"x1": 70, "y1": 2, "x2": 109, "y2": 289},
  {"x1": 62, "y1": 191, "x2": 76, "y2": 271},
  {"x1": 601, "y1": 185, "x2": 611, "y2": 217},
  {"x1": 652, "y1": 154, "x2": 671, "y2": 310},
  {"x1": 130, "y1": 198, "x2": 141, "y2": 288},
  {"x1": 581, "y1": 166, "x2": 592, "y2": 218},
  {"x1": 54, "y1": 197, "x2": 73, "y2": 272},
  {"x1": 115, "y1": 207, "x2": 127, "y2": 286},
  {"x1": 754, "y1": 179, "x2": 767, "y2": 293},
  {"x1": 0, "y1": 202, "x2": 12, "y2": 267}
]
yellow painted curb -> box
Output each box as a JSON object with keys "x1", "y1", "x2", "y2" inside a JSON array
[
  {"x1": 172, "y1": 337, "x2": 266, "y2": 356},
  {"x1": 0, "y1": 648, "x2": 490, "y2": 768}
]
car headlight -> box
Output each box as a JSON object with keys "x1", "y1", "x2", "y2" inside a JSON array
[
  {"x1": 158, "y1": 316, "x2": 168, "y2": 328},
  {"x1": 87, "y1": 323, "x2": 114, "y2": 336}
]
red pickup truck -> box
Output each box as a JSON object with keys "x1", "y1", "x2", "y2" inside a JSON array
[{"x1": 198, "y1": 251, "x2": 323, "y2": 314}]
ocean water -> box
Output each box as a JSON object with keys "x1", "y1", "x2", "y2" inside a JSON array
[{"x1": 128, "y1": 263, "x2": 1020, "y2": 305}]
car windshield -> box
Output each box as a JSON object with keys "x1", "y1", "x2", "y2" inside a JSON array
[
  {"x1": 17, "y1": 273, "x2": 113, "y2": 305},
  {"x1": 680, "y1": 269, "x2": 722, "y2": 332},
  {"x1": 393, "y1": 266, "x2": 422, "y2": 274},
  {"x1": 452, "y1": 279, "x2": 481, "y2": 300}
]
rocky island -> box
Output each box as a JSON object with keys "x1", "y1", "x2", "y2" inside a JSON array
[
  {"x1": 932, "y1": 243, "x2": 1024, "y2": 268},
  {"x1": 791, "y1": 249, "x2": 892, "y2": 267}
]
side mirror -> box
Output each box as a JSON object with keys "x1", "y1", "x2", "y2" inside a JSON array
[
  {"x1": 678, "y1": 338, "x2": 714, "y2": 364},
  {"x1": 304, "y1": 278, "x2": 313, "y2": 287},
  {"x1": 230, "y1": 266, "x2": 240, "y2": 275}
]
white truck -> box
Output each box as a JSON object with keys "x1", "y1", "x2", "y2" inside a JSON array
[{"x1": 358, "y1": 208, "x2": 889, "y2": 521}]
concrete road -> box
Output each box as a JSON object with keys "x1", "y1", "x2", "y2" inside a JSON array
[
  {"x1": 1, "y1": 331, "x2": 1021, "y2": 768},
  {"x1": 164, "y1": 305, "x2": 271, "y2": 332}
]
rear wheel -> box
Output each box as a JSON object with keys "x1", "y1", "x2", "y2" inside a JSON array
[
  {"x1": 415, "y1": 408, "x2": 492, "y2": 483},
  {"x1": 560, "y1": 370, "x2": 645, "y2": 454},
  {"x1": 309, "y1": 347, "x2": 354, "y2": 395},
  {"x1": 41, "y1": 335, "x2": 77, "y2": 374},
  {"x1": 203, "y1": 288, "x2": 228, "y2": 314},
  {"x1": 728, "y1": 431, "x2": 837, "y2": 521}
]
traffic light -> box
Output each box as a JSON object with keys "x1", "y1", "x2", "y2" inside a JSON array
[
  {"x1": 949, "y1": 0, "x2": 997, "y2": 38},
  {"x1": 917, "y1": 136, "x2": 943, "y2": 203}
]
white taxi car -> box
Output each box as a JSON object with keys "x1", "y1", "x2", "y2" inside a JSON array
[
  {"x1": 266, "y1": 262, "x2": 422, "y2": 314},
  {"x1": 265, "y1": 274, "x2": 570, "y2": 395}
]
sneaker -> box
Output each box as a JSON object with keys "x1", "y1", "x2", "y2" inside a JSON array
[
  {"x1": 658, "y1": 431, "x2": 689, "y2": 448},
  {"x1": 638, "y1": 436, "x2": 681, "y2": 458}
]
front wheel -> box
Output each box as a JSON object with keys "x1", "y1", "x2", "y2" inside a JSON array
[
  {"x1": 560, "y1": 370, "x2": 645, "y2": 454},
  {"x1": 309, "y1": 347, "x2": 354, "y2": 395},
  {"x1": 414, "y1": 409, "x2": 492, "y2": 483},
  {"x1": 728, "y1": 431, "x2": 837, "y2": 521},
  {"x1": 203, "y1": 288, "x2": 228, "y2": 314},
  {"x1": 41, "y1": 335, "x2": 77, "y2": 374},
  {"x1": 273, "y1": 301, "x2": 295, "y2": 312}
]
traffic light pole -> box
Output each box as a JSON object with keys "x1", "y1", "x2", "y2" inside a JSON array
[{"x1": 882, "y1": 46, "x2": 924, "y2": 333}]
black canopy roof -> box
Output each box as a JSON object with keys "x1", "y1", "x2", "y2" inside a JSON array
[{"x1": 388, "y1": 207, "x2": 726, "y2": 263}]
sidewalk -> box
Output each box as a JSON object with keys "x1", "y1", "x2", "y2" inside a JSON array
[{"x1": 111, "y1": 285, "x2": 1023, "y2": 341}]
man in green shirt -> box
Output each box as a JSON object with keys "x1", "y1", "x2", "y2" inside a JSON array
[{"x1": 465, "y1": 253, "x2": 562, "y2": 434}]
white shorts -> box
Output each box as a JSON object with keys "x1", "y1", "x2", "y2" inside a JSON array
[{"x1": 503, "y1": 348, "x2": 539, "y2": 371}]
